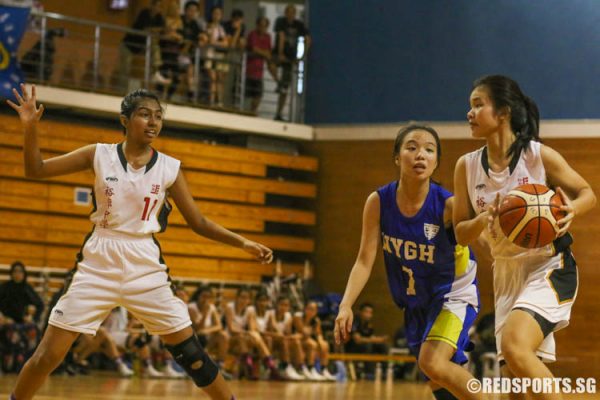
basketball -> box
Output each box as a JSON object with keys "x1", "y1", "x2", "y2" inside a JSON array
[{"x1": 498, "y1": 184, "x2": 566, "y2": 248}]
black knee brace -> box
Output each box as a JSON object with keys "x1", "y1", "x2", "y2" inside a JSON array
[
  {"x1": 433, "y1": 388, "x2": 458, "y2": 400},
  {"x1": 166, "y1": 334, "x2": 219, "y2": 387}
]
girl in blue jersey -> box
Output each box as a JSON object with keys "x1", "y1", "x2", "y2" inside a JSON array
[
  {"x1": 334, "y1": 125, "x2": 482, "y2": 400},
  {"x1": 7, "y1": 84, "x2": 273, "y2": 400}
]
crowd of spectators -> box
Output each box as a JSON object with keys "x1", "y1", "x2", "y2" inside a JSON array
[{"x1": 116, "y1": 1, "x2": 310, "y2": 119}]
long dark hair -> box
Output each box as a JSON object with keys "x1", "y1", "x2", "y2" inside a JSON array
[
  {"x1": 473, "y1": 75, "x2": 540, "y2": 159},
  {"x1": 393, "y1": 124, "x2": 442, "y2": 168}
]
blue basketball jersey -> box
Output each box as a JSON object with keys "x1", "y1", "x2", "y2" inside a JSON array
[{"x1": 377, "y1": 181, "x2": 478, "y2": 311}]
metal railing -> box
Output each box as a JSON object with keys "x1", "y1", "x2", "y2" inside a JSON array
[{"x1": 18, "y1": 10, "x2": 305, "y2": 123}]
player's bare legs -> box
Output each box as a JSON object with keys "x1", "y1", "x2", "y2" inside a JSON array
[
  {"x1": 501, "y1": 310, "x2": 562, "y2": 400},
  {"x1": 501, "y1": 365, "x2": 526, "y2": 400},
  {"x1": 162, "y1": 326, "x2": 234, "y2": 400},
  {"x1": 419, "y1": 340, "x2": 484, "y2": 400},
  {"x1": 12, "y1": 325, "x2": 80, "y2": 400}
]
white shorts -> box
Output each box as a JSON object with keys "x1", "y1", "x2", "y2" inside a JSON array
[
  {"x1": 49, "y1": 228, "x2": 192, "y2": 336},
  {"x1": 494, "y1": 250, "x2": 578, "y2": 363}
]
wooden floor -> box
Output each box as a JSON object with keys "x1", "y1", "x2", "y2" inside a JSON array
[{"x1": 0, "y1": 375, "x2": 597, "y2": 399}]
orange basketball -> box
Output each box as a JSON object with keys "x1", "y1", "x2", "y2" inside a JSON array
[{"x1": 498, "y1": 184, "x2": 566, "y2": 249}]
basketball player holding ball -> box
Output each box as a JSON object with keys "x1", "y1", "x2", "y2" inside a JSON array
[
  {"x1": 7, "y1": 84, "x2": 273, "y2": 400},
  {"x1": 453, "y1": 75, "x2": 596, "y2": 399}
]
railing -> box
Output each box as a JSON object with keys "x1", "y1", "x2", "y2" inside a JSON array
[{"x1": 18, "y1": 10, "x2": 306, "y2": 123}]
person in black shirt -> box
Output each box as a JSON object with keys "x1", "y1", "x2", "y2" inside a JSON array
[
  {"x1": 117, "y1": 0, "x2": 170, "y2": 91},
  {"x1": 346, "y1": 303, "x2": 389, "y2": 375},
  {"x1": 0, "y1": 261, "x2": 44, "y2": 372},
  {"x1": 179, "y1": 0, "x2": 208, "y2": 102},
  {"x1": 272, "y1": 4, "x2": 311, "y2": 121}
]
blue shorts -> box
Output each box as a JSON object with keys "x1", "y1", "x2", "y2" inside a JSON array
[{"x1": 405, "y1": 300, "x2": 478, "y2": 374}]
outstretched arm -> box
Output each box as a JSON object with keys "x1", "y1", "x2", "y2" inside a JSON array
[
  {"x1": 7, "y1": 84, "x2": 95, "y2": 178},
  {"x1": 334, "y1": 191, "x2": 381, "y2": 344},
  {"x1": 168, "y1": 169, "x2": 273, "y2": 264}
]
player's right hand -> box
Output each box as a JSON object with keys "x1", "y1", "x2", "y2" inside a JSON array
[
  {"x1": 6, "y1": 83, "x2": 45, "y2": 127},
  {"x1": 334, "y1": 305, "x2": 353, "y2": 345}
]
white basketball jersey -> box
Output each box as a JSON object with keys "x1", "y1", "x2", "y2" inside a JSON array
[
  {"x1": 90, "y1": 143, "x2": 180, "y2": 235},
  {"x1": 255, "y1": 309, "x2": 273, "y2": 333},
  {"x1": 188, "y1": 303, "x2": 218, "y2": 329},
  {"x1": 274, "y1": 311, "x2": 292, "y2": 334},
  {"x1": 227, "y1": 302, "x2": 254, "y2": 331},
  {"x1": 464, "y1": 141, "x2": 553, "y2": 259}
]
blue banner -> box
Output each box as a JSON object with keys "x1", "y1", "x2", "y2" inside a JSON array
[{"x1": 0, "y1": 5, "x2": 30, "y2": 101}]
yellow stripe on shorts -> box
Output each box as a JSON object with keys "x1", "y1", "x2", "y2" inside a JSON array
[
  {"x1": 425, "y1": 309, "x2": 463, "y2": 349},
  {"x1": 454, "y1": 244, "x2": 470, "y2": 277}
]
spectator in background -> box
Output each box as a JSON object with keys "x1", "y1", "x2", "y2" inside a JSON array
[
  {"x1": 157, "y1": 0, "x2": 185, "y2": 100},
  {"x1": 273, "y1": 4, "x2": 310, "y2": 121},
  {"x1": 118, "y1": 0, "x2": 171, "y2": 92},
  {"x1": 0, "y1": 261, "x2": 43, "y2": 372},
  {"x1": 245, "y1": 16, "x2": 273, "y2": 114},
  {"x1": 188, "y1": 286, "x2": 230, "y2": 375},
  {"x1": 224, "y1": 9, "x2": 246, "y2": 51},
  {"x1": 225, "y1": 288, "x2": 279, "y2": 380},
  {"x1": 71, "y1": 326, "x2": 134, "y2": 377},
  {"x1": 346, "y1": 303, "x2": 389, "y2": 375},
  {"x1": 222, "y1": 9, "x2": 246, "y2": 107},
  {"x1": 180, "y1": 0, "x2": 207, "y2": 102},
  {"x1": 204, "y1": 6, "x2": 230, "y2": 106},
  {"x1": 0, "y1": 262, "x2": 43, "y2": 324},
  {"x1": 293, "y1": 301, "x2": 336, "y2": 381}
]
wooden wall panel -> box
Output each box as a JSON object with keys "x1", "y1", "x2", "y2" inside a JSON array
[{"x1": 306, "y1": 138, "x2": 600, "y2": 378}]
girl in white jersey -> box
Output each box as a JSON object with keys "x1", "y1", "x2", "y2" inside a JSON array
[
  {"x1": 188, "y1": 286, "x2": 229, "y2": 372},
  {"x1": 7, "y1": 85, "x2": 273, "y2": 400},
  {"x1": 224, "y1": 288, "x2": 279, "y2": 379},
  {"x1": 453, "y1": 75, "x2": 596, "y2": 399}
]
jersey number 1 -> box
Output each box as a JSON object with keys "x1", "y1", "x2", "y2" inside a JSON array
[
  {"x1": 141, "y1": 197, "x2": 158, "y2": 221},
  {"x1": 401, "y1": 266, "x2": 417, "y2": 296}
]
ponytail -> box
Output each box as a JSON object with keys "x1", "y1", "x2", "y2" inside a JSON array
[
  {"x1": 473, "y1": 75, "x2": 542, "y2": 159},
  {"x1": 507, "y1": 95, "x2": 541, "y2": 159}
]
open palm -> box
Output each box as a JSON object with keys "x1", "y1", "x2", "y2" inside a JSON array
[{"x1": 6, "y1": 83, "x2": 45, "y2": 126}]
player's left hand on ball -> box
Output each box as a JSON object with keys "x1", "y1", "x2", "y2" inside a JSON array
[
  {"x1": 486, "y1": 193, "x2": 501, "y2": 231},
  {"x1": 243, "y1": 240, "x2": 273, "y2": 264},
  {"x1": 556, "y1": 187, "x2": 575, "y2": 237}
]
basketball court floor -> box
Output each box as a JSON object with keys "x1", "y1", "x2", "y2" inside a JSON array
[{"x1": 0, "y1": 375, "x2": 597, "y2": 399}]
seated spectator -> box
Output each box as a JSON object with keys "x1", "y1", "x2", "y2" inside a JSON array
[
  {"x1": 293, "y1": 301, "x2": 335, "y2": 381},
  {"x1": 0, "y1": 261, "x2": 43, "y2": 324},
  {"x1": 272, "y1": 4, "x2": 311, "y2": 121},
  {"x1": 103, "y1": 307, "x2": 163, "y2": 378},
  {"x1": 225, "y1": 288, "x2": 279, "y2": 380},
  {"x1": 71, "y1": 326, "x2": 134, "y2": 377},
  {"x1": 346, "y1": 302, "x2": 389, "y2": 375},
  {"x1": 245, "y1": 16, "x2": 274, "y2": 114},
  {"x1": 266, "y1": 295, "x2": 306, "y2": 381},
  {"x1": 188, "y1": 286, "x2": 229, "y2": 372},
  {"x1": 0, "y1": 261, "x2": 43, "y2": 372},
  {"x1": 204, "y1": 5, "x2": 230, "y2": 106},
  {"x1": 118, "y1": 0, "x2": 170, "y2": 92}
]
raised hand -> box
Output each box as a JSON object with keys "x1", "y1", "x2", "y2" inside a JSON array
[
  {"x1": 6, "y1": 83, "x2": 45, "y2": 126},
  {"x1": 555, "y1": 187, "x2": 575, "y2": 237},
  {"x1": 242, "y1": 240, "x2": 274, "y2": 264}
]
